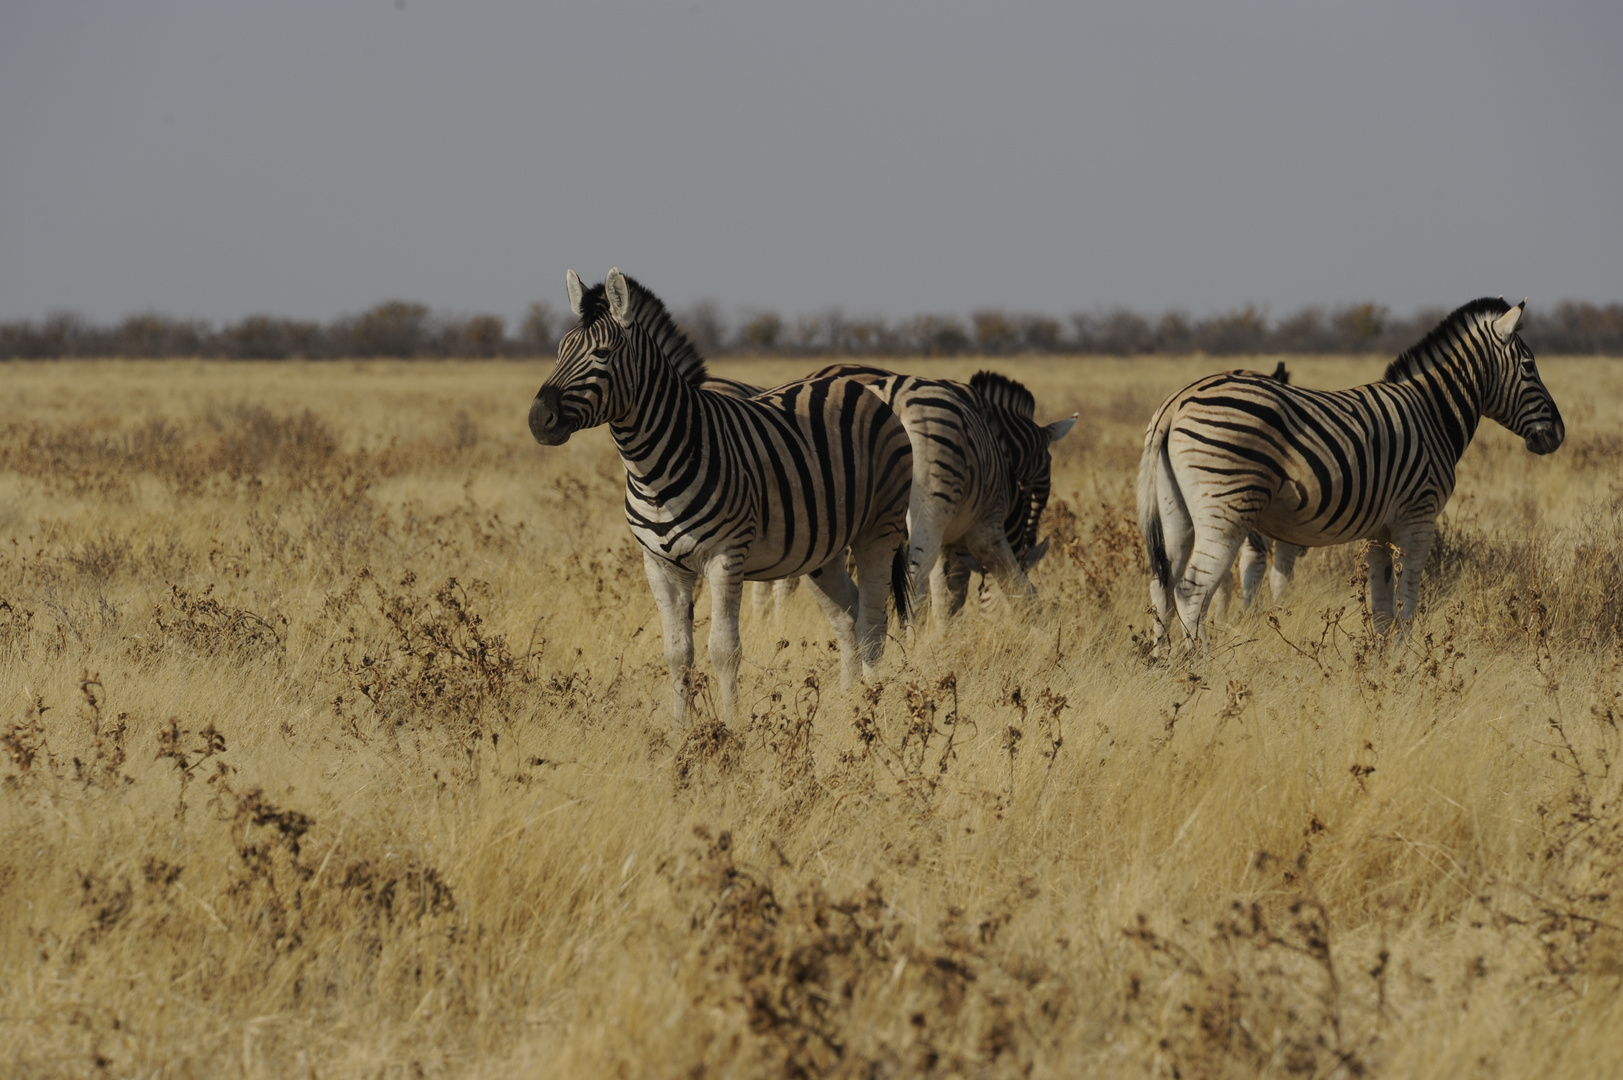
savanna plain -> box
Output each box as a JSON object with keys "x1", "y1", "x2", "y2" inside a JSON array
[{"x1": 3, "y1": 355, "x2": 1623, "y2": 1079}]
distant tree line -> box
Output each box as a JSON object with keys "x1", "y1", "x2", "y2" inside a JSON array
[
  {"x1": 0, "y1": 301, "x2": 561, "y2": 361},
  {"x1": 4, "y1": 298, "x2": 1622, "y2": 360}
]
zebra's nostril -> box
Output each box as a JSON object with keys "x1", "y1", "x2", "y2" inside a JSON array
[
  {"x1": 528, "y1": 390, "x2": 569, "y2": 445},
  {"x1": 1524, "y1": 425, "x2": 1563, "y2": 456}
]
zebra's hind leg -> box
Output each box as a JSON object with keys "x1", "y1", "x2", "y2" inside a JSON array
[
  {"x1": 1149, "y1": 573, "x2": 1175, "y2": 656},
  {"x1": 802, "y1": 558, "x2": 861, "y2": 686},
  {"x1": 703, "y1": 557, "x2": 746, "y2": 722},
  {"x1": 1269, "y1": 543, "x2": 1303, "y2": 602},
  {"x1": 1147, "y1": 504, "x2": 1195, "y2": 658},
  {"x1": 1209, "y1": 568, "x2": 1235, "y2": 626},
  {"x1": 903, "y1": 514, "x2": 946, "y2": 632},
  {"x1": 927, "y1": 555, "x2": 960, "y2": 623},
  {"x1": 1238, "y1": 532, "x2": 1271, "y2": 608},
  {"x1": 643, "y1": 550, "x2": 699, "y2": 723},
  {"x1": 1172, "y1": 529, "x2": 1249, "y2": 652}
]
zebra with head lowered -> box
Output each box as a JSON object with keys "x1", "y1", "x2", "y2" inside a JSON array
[
  {"x1": 704, "y1": 365, "x2": 1075, "y2": 625},
  {"x1": 529, "y1": 269, "x2": 913, "y2": 722},
  {"x1": 938, "y1": 371, "x2": 1074, "y2": 615},
  {"x1": 1139, "y1": 297, "x2": 1564, "y2": 652}
]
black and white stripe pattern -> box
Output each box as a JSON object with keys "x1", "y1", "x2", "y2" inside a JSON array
[
  {"x1": 1138, "y1": 297, "x2": 1565, "y2": 649},
  {"x1": 705, "y1": 364, "x2": 1075, "y2": 625},
  {"x1": 1214, "y1": 362, "x2": 1311, "y2": 613},
  {"x1": 530, "y1": 270, "x2": 913, "y2": 721}
]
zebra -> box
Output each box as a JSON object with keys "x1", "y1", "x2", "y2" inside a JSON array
[
  {"x1": 705, "y1": 365, "x2": 1076, "y2": 625},
  {"x1": 529, "y1": 269, "x2": 914, "y2": 722},
  {"x1": 1138, "y1": 297, "x2": 1564, "y2": 652},
  {"x1": 938, "y1": 370, "x2": 1075, "y2": 616}
]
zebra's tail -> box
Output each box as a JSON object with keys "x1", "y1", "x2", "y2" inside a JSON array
[
  {"x1": 890, "y1": 541, "x2": 911, "y2": 628},
  {"x1": 1136, "y1": 405, "x2": 1187, "y2": 593}
]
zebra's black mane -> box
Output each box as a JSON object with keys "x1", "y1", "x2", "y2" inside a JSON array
[
  {"x1": 1383, "y1": 296, "x2": 1511, "y2": 384},
  {"x1": 575, "y1": 274, "x2": 709, "y2": 386},
  {"x1": 969, "y1": 370, "x2": 1036, "y2": 421}
]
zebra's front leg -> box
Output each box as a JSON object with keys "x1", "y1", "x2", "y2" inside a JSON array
[
  {"x1": 850, "y1": 539, "x2": 904, "y2": 677},
  {"x1": 775, "y1": 575, "x2": 800, "y2": 614},
  {"x1": 1388, "y1": 525, "x2": 1436, "y2": 642},
  {"x1": 749, "y1": 579, "x2": 775, "y2": 621},
  {"x1": 643, "y1": 551, "x2": 699, "y2": 723},
  {"x1": 1238, "y1": 533, "x2": 1270, "y2": 608},
  {"x1": 1365, "y1": 542, "x2": 1396, "y2": 636},
  {"x1": 801, "y1": 558, "x2": 861, "y2": 686},
  {"x1": 965, "y1": 530, "x2": 1038, "y2": 619},
  {"x1": 705, "y1": 556, "x2": 746, "y2": 722}
]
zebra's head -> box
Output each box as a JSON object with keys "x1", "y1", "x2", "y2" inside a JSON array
[
  {"x1": 1005, "y1": 414, "x2": 1076, "y2": 561},
  {"x1": 1483, "y1": 300, "x2": 1565, "y2": 456},
  {"x1": 969, "y1": 371, "x2": 1078, "y2": 560},
  {"x1": 530, "y1": 268, "x2": 707, "y2": 446},
  {"x1": 528, "y1": 268, "x2": 634, "y2": 445}
]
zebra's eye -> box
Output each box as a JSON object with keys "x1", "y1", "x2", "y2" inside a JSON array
[{"x1": 592, "y1": 346, "x2": 612, "y2": 359}]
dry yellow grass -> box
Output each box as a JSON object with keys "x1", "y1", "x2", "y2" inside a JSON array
[{"x1": 2, "y1": 355, "x2": 1622, "y2": 1078}]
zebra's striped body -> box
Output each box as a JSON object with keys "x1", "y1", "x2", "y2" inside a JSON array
[
  {"x1": 1235, "y1": 363, "x2": 1308, "y2": 609},
  {"x1": 1139, "y1": 298, "x2": 1564, "y2": 650},
  {"x1": 1196, "y1": 363, "x2": 1306, "y2": 615},
  {"x1": 530, "y1": 270, "x2": 913, "y2": 721},
  {"x1": 705, "y1": 365, "x2": 1075, "y2": 624}
]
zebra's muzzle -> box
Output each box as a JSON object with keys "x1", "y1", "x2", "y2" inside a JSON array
[
  {"x1": 529, "y1": 387, "x2": 573, "y2": 446},
  {"x1": 1524, "y1": 423, "x2": 1563, "y2": 456}
]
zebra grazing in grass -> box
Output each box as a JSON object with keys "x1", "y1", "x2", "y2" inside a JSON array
[
  {"x1": 706, "y1": 365, "x2": 1076, "y2": 625},
  {"x1": 1139, "y1": 297, "x2": 1564, "y2": 652},
  {"x1": 938, "y1": 370, "x2": 1075, "y2": 615},
  {"x1": 529, "y1": 270, "x2": 913, "y2": 722}
]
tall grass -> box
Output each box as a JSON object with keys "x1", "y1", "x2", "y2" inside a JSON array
[{"x1": 1, "y1": 356, "x2": 1621, "y2": 1077}]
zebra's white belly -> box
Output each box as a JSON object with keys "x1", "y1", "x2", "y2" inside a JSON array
[{"x1": 1255, "y1": 495, "x2": 1397, "y2": 548}]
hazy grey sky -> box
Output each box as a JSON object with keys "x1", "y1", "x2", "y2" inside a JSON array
[{"x1": 2, "y1": 1, "x2": 1620, "y2": 326}]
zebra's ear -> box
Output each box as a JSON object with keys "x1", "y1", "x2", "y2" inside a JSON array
[
  {"x1": 1046, "y1": 414, "x2": 1078, "y2": 443},
  {"x1": 566, "y1": 270, "x2": 585, "y2": 317},
  {"x1": 604, "y1": 268, "x2": 633, "y2": 328},
  {"x1": 1492, "y1": 299, "x2": 1526, "y2": 342}
]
